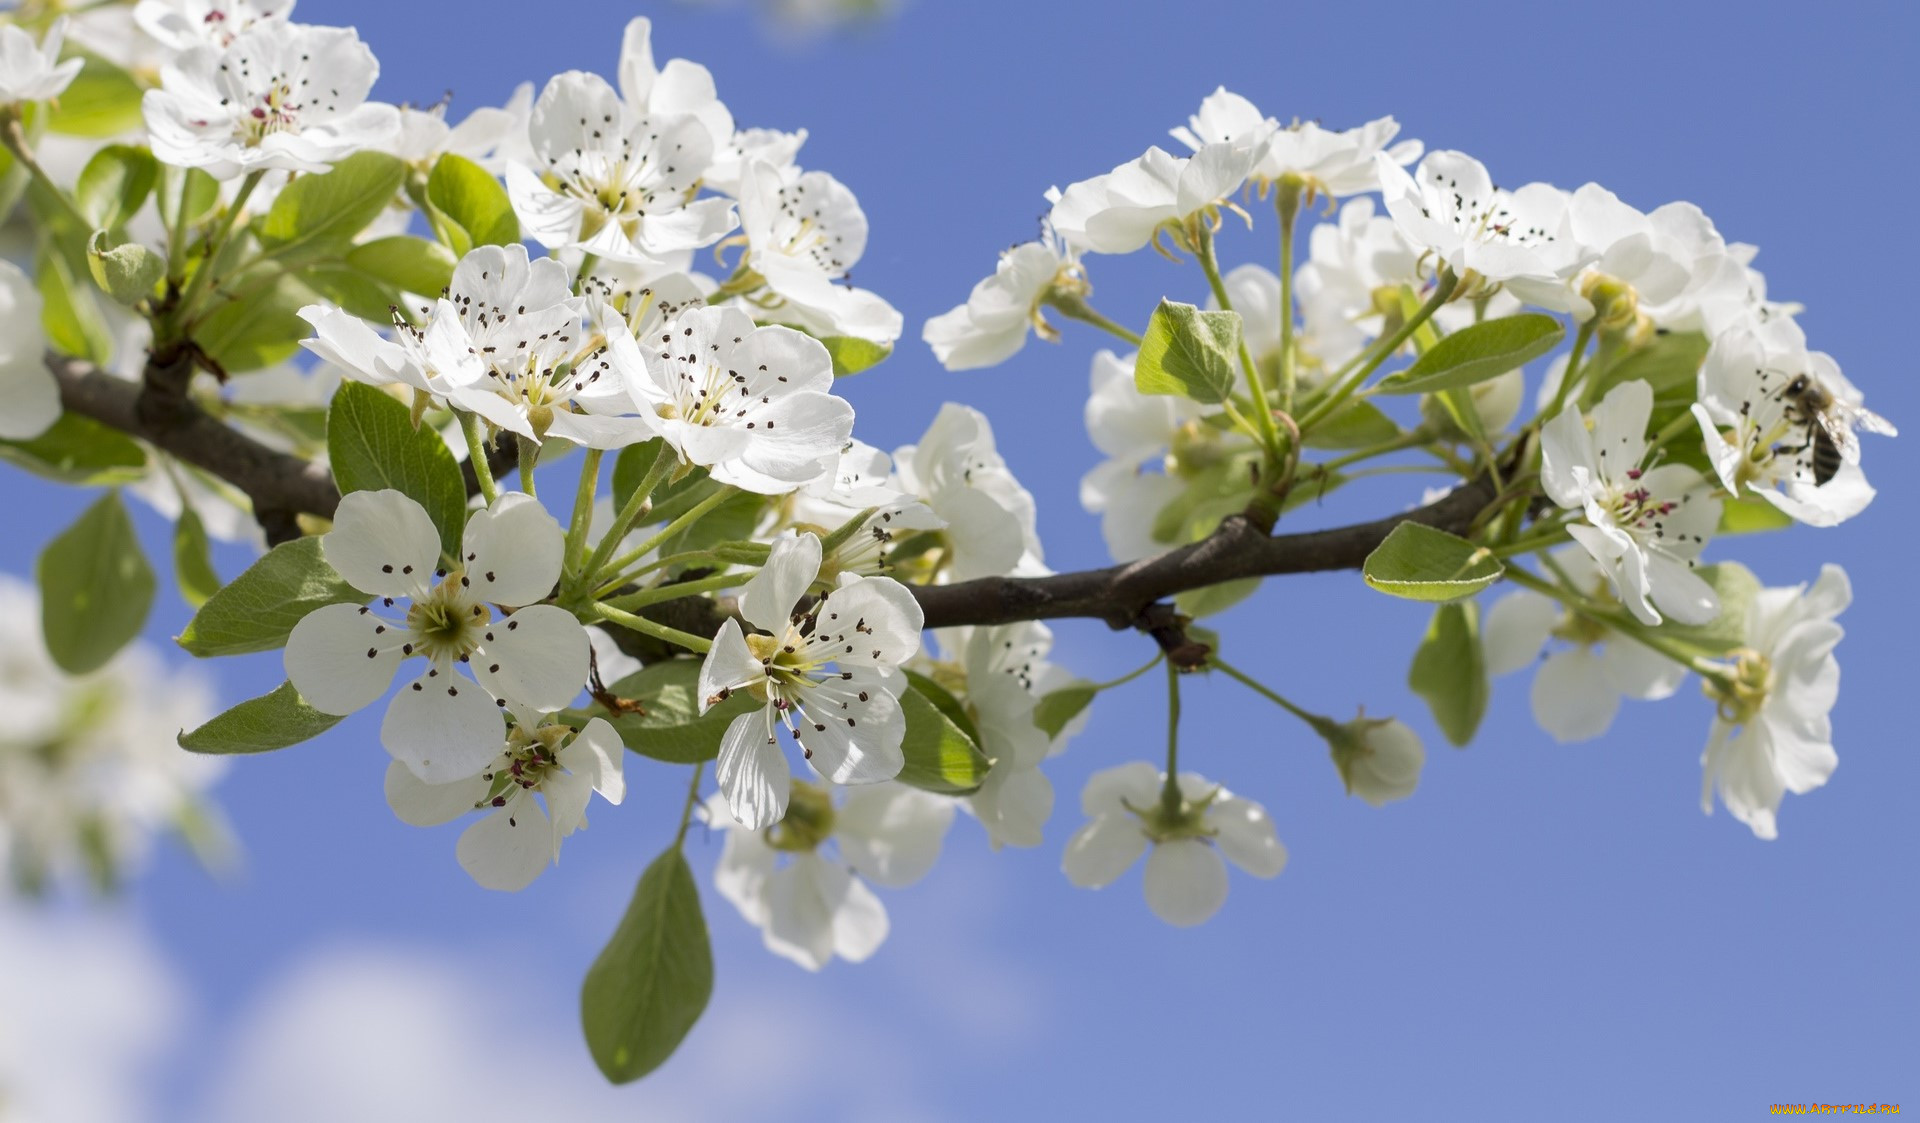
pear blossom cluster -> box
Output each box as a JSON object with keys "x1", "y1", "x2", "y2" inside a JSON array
[{"x1": 0, "y1": 1, "x2": 1894, "y2": 1087}]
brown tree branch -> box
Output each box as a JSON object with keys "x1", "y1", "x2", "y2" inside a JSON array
[{"x1": 43, "y1": 352, "x2": 1500, "y2": 638}]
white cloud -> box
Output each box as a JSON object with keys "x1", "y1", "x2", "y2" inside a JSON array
[{"x1": 0, "y1": 906, "x2": 181, "y2": 1123}]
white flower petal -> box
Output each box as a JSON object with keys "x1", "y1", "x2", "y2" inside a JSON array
[
  {"x1": 1482, "y1": 590, "x2": 1559, "y2": 677},
  {"x1": 456, "y1": 795, "x2": 554, "y2": 891},
  {"x1": 1061, "y1": 814, "x2": 1148, "y2": 889},
  {"x1": 380, "y1": 671, "x2": 507, "y2": 783},
  {"x1": 714, "y1": 708, "x2": 790, "y2": 830},
  {"x1": 1141, "y1": 839, "x2": 1229, "y2": 927},
  {"x1": 834, "y1": 785, "x2": 954, "y2": 888},
  {"x1": 461, "y1": 492, "x2": 565, "y2": 606},
  {"x1": 383, "y1": 759, "x2": 489, "y2": 826},
  {"x1": 1530, "y1": 648, "x2": 1620, "y2": 743},
  {"x1": 1208, "y1": 796, "x2": 1288, "y2": 877},
  {"x1": 740, "y1": 532, "x2": 821, "y2": 633},
  {"x1": 323, "y1": 489, "x2": 442, "y2": 598},
  {"x1": 472, "y1": 605, "x2": 589, "y2": 712},
  {"x1": 283, "y1": 603, "x2": 409, "y2": 715}
]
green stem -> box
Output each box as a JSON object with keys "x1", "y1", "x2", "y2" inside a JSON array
[
  {"x1": 172, "y1": 170, "x2": 262, "y2": 327},
  {"x1": 1194, "y1": 225, "x2": 1284, "y2": 459},
  {"x1": 1159, "y1": 659, "x2": 1184, "y2": 816},
  {"x1": 0, "y1": 113, "x2": 92, "y2": 231},
  {"x1": 516, "y1": 437, "x2": 540, "y2": 500},
  {"x1": 1491, "y1": 524, "x2": 1572, "y2": 558},
  {"x1": 674, "y1": 761, "x2": 706, "y2": 849},
  {"x1": 1501, "y1": 566, "x2": 1723, "y2": 677},
  {"x1": 564, "y1": 446, "x2": 603, "y2": 576},
  {"x1": 1046, "y1": 291, "x2": 1142, "y2": 346},
  {"x1": 589, "y1": 602, "x2": 712, "y2": 654},
  {"x1": 1315, "y1": 429, "x2": 1427, "y2": 474},
  {"x1": 1544, "y1": 319, "x2": 1597, "y2": 420},
  {"x1": 1095, "y1": 654, "x2": 1164, "y2": 693},
  {"x1": 1210, "y1": 658, "x2": 1325, "y2": 729},
  {"x1": 1297, "y1": 270, "x2": 1459, "y2": 434},
  {"x1": 580, "y1": 449, "x2": 676, "y2": 586},
  {"x1": 603, "y1": 571, "x2": 744, "y2": 613},
  {"x1": 593, "y1": 485, "x2": 738, "y2": 595},
  {"x1": 460, "y1": 412, "x2": 500, "y2": 505},
  {"x1": 1275, "y1": 181, "x2": 1302, "y2": 413},
  {"x1": 1646, "y1": 408, "x2": 1701, "y2": 459}
]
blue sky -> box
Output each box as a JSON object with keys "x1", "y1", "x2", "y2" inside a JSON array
[{"x1": 3, "y1": 0, "x2": 1916, "y2": 1118}]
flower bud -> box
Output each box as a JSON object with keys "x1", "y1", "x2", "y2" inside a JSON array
[{"x1": 1323, "y1": 715, "x2": 1425, "y2": 806}]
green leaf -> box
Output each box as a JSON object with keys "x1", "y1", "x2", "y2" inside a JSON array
[
  {"x1": 572, "y1": 659, "x2": 758, "y2": 764},
  {"x1": 581, "y1": 846, "x2": 713, "y2": 1084},
  {"x1": 1407, "y1": 601, "x2": 1488, "y2": 747},
  {"x1": 1301, "y1": 399, "x2": 1401, "y2": 450},
  {"x1": 1033, "y1": 682, "x2": 1096, "y2": 740},
  {"x1": 1662, "y1": 562, "x2": 1762, "y2": 656},
  {"x1": 1176, "y1": 577, "x2": 1261, "y2": 619},
  {"x1": 902, "y1": 670, "x2": 982, "y2": 747},
  {"x1": 1588, "y1": 331, "x2": 1709, "y2": 406},
  {"x1": 1363, "y1": 522, "x2": 1504, "y2": 602},
  {"x1": 178, "y1": 682, "x2": 345, "y2": 754},
  {"x1": 327, "y1": 381, "x2": 469, "y2": 559},
  {"x1": 896, "y1": 687, "x2": 989, "y2": 795},
  {"x1": 257, "y1": 151, "x2": 406, "y2": 259},
  {"x1": 36, "y1": 242, "x2": 111, "y2": 363},
  {"x1": 171, "y1": 508, "x2": 223, "y2": 609},
  {"x1": 75, "y1": 145, "x2": 158, "y2": 231},
  {"x1": 178, "y1": 536, "x2": 365, "y2": 657},
  {"x1": 656, "y1": 489, "x2": 765, "y2": 556},
  {"x1": 301, "y1": 262, "x2": 401, "y2": 322},
  {"x1": 1718, "y1": 494, "x2": 1794, "y2": 536},
  {"x1": 194, "y1": 273, "x2": 314, "y2": 373},
  {"x1": 821, "y1": 336, "x2": 891, "y2": 376},
  {"x1": 0, "y1": 413, "x2": 147, "y2": 484},
  {"x1": 425, "y1": 153, "x2": 518, "y2": 254},
  {"x1": 86, "y1": 232, "x2": 164, "y2": 305},
  {"x1": 346, "y1": 235, "x2": 457, "y2": 298},
  {"x1": 45, "y1": 54, "x2": 144, "y2": 137},
  {"x1": 37, "y1": 491, "x2": 155, "y2": 675},
  {"x1": 1377, "y1": 314, "x2": 1565, "y2": 395},
  {"x1": 1134, "y1": 299, "x2": 1241, "y2": 405},
  {"x1": 157, "y1": 166, "x2": 221, "y2": 229}
]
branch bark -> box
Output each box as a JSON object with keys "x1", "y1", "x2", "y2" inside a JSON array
[{"x1": 43, "y1": 352, "x2": 1499, "y2": 635}]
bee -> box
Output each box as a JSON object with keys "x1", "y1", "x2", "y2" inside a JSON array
[{"x1": 1775, "y1": 372, "x2": 1898, "y2": 486}]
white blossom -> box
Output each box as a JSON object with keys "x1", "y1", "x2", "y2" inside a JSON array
[
  {"x1": 1062, "y1": 762, "x2": 1286, "y2": 927},
  {"x1": 1484, "y1": 547, "x2": 1687, "y2": 743},
  {"x1": 142, "y1": 22, "x2": 399, "y2": 179},
  {"x1": 735, "y1": 159, "x2": 901, "y2": 345},
  {"x1": 1171, "y1": 89, "x2": 1418, "y2": 197},
  {"x1": 616, "y1": 16, "x2": 734, "y2": 150},
  {"x1": 382, "y1": 708, "x2": 625, "y2": 891},
  {"x1": 1693, "y1": 327, "x2": 1888, "y2": 527},
  {"x1": 1079, "y1": 348, "x2": 1204, "y2": 563},
  {"x1": 385, "y1": 84, "x2": 531, "y2": 173},
  {"x1": 1325, "y1": 716, "x2": 1425, "y2": 806},
  {"x1": 1376, "y1": 150, "x2": 1581, "y2": 296},
  {"x1": 891, "y1": 403, "x2": 1047, "y2": 581},
  {"x1": 696, "y1": 532, "x2": 923, "y2": 830},
  {"x1": 1699, "y1": 565, "x2": 1848, "y2": 840},
  {"x1": 132, "y1": 0, "x2": 292, "y2": 51},
  {"x1": 924, "y1": 621, "x2": 1063, "y2": 848},
  {"x1": 0, "y1": 261, "x2": 59, "y2": 441},
  {"x1": 0, "y1": 17, "x2": 84, "y2": 104},
  {"x1": 706, "y1": 779, "x2": 952, "y2": 970},
  {"x1": 923, "y1": 227, "x2": 1079, "y2": 370},
  {"x1": 284, "y1": 490, "x2": 590, "y2": 783},
  {"x1": 608, "y1": 303, "x2": 854, "y2": 493},
  {"x1": 705, "y1": 125, "x2": 807, "y2": 197},
  {"x1": 1049, "y1": 141, "x2": 1265, "y2": 256},
  {"x1": 1541, "y1": 379, "x2": 1721, "y2": 626}
]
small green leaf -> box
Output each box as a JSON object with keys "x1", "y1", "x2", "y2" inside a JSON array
[
  {"x1": 0, "y1": 413, "x2": 147, "y2": 484},
  {"x1": 902, "y1": 670, "x2": 982, "y2": 747},
  {"x1": 45, "y1": 54, "x2": 144, "y2": 137},
  {"x1": 258, "y1": 151, "x2": 407, "y2": 259},
  {"x1": 178, "y1": 536, "x2": 364, "y2": 657},
  {"x1": 36, "y1": 242, "x2": 112, "y2": 363},
  {"x1": 1135, "y1": 300, "x2": 1241, "y2": 405},
  {"x1": 1377, "y1": 314, "x2": 1565, "y2": 395},
  {"x1": 1408, "y1": 601, "x2": 1488, "y2": 747},
  {"x1": 1033, "y1": 683, "x2": 1097, "y2": 740},
  {"x1": 1662, "y1": 562, "x2": 1762, "y2": 656},
  {"x1": 194, "y1": 273, "x2": 314, "y2": 373},
  {"x1": 1363, "y1": 522, "x2": 1505, "y2": 602},
  {"x1": 610, "y1": 439, "x2": 672, "y2": 515},
  {"x1": 37, "y1": 490, "x2": 155, "y2": 675},
  {"x1": 178, "y1": 682, "x2": 344, "y2": 754},
  {"x1": 346, "y1": 235, "x2": 458, "y2": 297},
  {"x1": 821, "y1": 336, "x2": 891, "y2": 376},
  {"x1": 75, "y1": 145, "x2": 158, "y2": 231},
  {"x1": 327, "y1": 381, "x2": 469, "y2": 558},
  {"x1": 896, "y1": 688, "x2": 989, "y2": 794},
  {"x1": 301, "y1": 262, "x2": 401, "y2": 322},
  {"x1": 1588, "y1": 331, "x2": 1709, "y2": 406},
  {"x1": 86, "y1": 232, "x2": 164, "y2": 305},
  {"x1": 1718, "y1": 494, "x2": 1794, "y2": 536},
  {"x1": 425, "y1": 153, "x2": 518, "y2": 254},
  {"x1": 1301, "y1": 399, "x2": 1401, "y2": 450},
  {"x1": 581, "y1": 846, "x2": 713, "y2": 1084},
  {"x1": 572, "y1": 659, "x2": 758, "y2": 764},
  {"x1": 172, "y1": 508, "x2": 223, "y2": 609}
]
